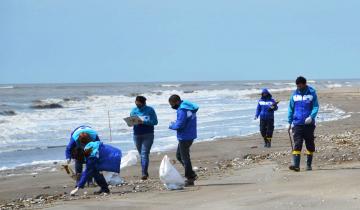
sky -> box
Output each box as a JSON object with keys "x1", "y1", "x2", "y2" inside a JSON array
[{"x1": 0, "y1": 0, "x2": 359, "y2": 84}]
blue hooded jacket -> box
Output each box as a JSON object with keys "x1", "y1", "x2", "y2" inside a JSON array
[
  {"x1": 78, "y1": 143, "x2": 122, "y2": 188},
  {"x1": 288, "y1": 86, "x2": 319, "y2": 126},
  {"x1": 169, "y1": 100, "x2": 199, "y2": 141},
  {"x1": 255, "y1": 89, "x2": 278, "y2": 120},
  {"x1": 130, "y1": 105, "x2": 158, "y2": 135},
  {"x1": 65, "y1": 125, "x2": 100, "y2": 160}
]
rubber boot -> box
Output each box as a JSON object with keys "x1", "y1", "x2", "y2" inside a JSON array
[
  {"x1": 263, "y1": 137, "x2": 269, "y2": 148},
  {"x1": 306, "y1": 155, "x2": 313, "y2": 171},
  {"x1": 267, "y1": 137, "x2": 272, "y2": 148},
  {"x1": 289, "y1": 155, "x2": 301, "y2": 172}
]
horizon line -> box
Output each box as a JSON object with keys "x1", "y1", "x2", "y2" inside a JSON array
[{"x1": 1, "y1": 77, "x2": 360, "y2": 86}]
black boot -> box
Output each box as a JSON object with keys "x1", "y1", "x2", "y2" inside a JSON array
[
  {"x1": 267, "y1": 138, "x2": 272, "y2": 148},
  {"x1": 306, "y1": 155, "x2": 313, "y2": 171},
  {"x1": 289, "y1": 154, "x2": 300, "y2": 172},
  {"x1": 263, "y1": 137, "x2": 269, "y2": 148},
  {"x1": 93, "y1": 173, "x2": 109, "y2": 194},
  {"x1": 185, "y1": 175, "x2": 198, "y2": 187},
  {"x1": 141, "y1": 174, "x2": 149, "y2": 181},
  {"x1": 94, "y1": 187, "x2": 110, "y2": 195}
]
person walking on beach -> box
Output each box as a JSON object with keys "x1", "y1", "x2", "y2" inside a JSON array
[
  {"x1": 254, "y1": 88, "x2": 278, "y2": 148},
  {"x1": 288, "y1": 76, "x2": 319, "y2": 172},
  {"x1": 65, "y1": 125, "x2": 100, "y2": 182},
  {"x1": 70, "y1": 137, "x2": 122, "y2": 196},
  {"x1": 130, "y1": 96, "x2": 158, "y2": 180},
  {"x1": 168, "y1": 94, "x2": 199, "y2": 186}
]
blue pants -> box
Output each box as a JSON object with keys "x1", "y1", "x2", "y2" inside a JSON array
[
  {"x1": 77, "y1": 157, "x2": 108, "y2": 190},
  {"x1": 133, "y1": 133, "x2": 154, "y2": 176}
]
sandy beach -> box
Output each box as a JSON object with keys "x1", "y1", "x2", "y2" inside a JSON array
[{"x1": 1, "y1": 86, "x2": 360, "y2": 210}]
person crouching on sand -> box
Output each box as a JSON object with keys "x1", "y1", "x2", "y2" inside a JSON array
[
  {"x1": 70, "y1": 136, "x2": 122, "y2": 196},
  {"x1": 288, "y1": 76, "x2": 319, "y2": 172},
  {"x1": 254, "y1": 89, "x2": 278, "y2": 148},
  {"x1": 168, "y1": 94, "x2": 199, "y2": 187},
  {"x1": 65, "y1": 125, "x2": 100, "y2": 183}
]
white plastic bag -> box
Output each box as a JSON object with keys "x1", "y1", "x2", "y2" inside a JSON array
[
  {"x1": 120, "y1": 150, "x2": 138, "y2": 169},
  {"x1": 159, "y1": 155, "x2": 185, "y2": 190},
  {"x1": 103, "y1": 172, "x2": 124, "y2": 185}
]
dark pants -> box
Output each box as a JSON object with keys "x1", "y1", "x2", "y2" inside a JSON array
[
  {"x1": 77, "y1": 157, "x2": 108, "y2": 190},
  {"x1": 260, "y1": 119, "x2": 274, "y2": 139},
  {"x1": 176, "y1": 140, "x2": 197, "y2": 179},
  {"x1": 75, "y1": 159, "x2": 85, "y2": 174},
  {"x1": 75, "y1": 159, "x2": 94, "y2": 185},
  {"x1": 133, "y1": 133, "x2": 154, "y2": 176},
  {"x1": 292, "y1": 125, "x2": 316, "y2": 154}
]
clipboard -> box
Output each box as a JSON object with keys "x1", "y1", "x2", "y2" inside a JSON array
[{"x1": 124, "y1": 116, "x2": 143, "y2": 127}]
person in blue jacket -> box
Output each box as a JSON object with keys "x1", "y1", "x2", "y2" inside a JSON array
[
  {"x1": 288, "y1": 76, "x2": 319, "y2": 172},
  {"x1": 130, "y1": 96, "x2": 158, "y2": 180},
  {"x1": 254, "y1": 89, "x2": 278, "y2": 148},
  {"x1": 70, "y1": 139, "x2": 122, "y2": 196},
  {"x1": 168, "y1": 94, "x2": 199, "y2": 186},
  {"x1": 65, "y1": 125, "x2": 100, "y2": 182}
]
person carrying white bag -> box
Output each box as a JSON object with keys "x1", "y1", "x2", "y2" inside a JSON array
[
  {"x1": 159, "y1": 155, "x2": 185, "y2": 190},
  {"x1": 168, "y1": 95, "x2": 199, "y2": 186}
]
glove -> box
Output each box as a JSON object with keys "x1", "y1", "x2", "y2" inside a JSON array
[
  {"x1": 70, "y1": 187, "x2": 79, "y2": 196},
  {"x1": 254, "y1": 116, "x2": 258, "y2": 120},
  {"x1": 66, "y1": 159, "x2": 71, "y2": 164},
  {"x1": 305, "y1": 117, "x2": 313, "y2": 125}
]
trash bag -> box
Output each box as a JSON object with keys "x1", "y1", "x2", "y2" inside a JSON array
[
  {"x1": 120, "y1": 150, "x2": 138, "y2": 169},
  {"x1": 159, "y1": 155, "x2": 185, "y2": 190},
  {"x1": 103, "y1": 172, "x2": 124, "y2": 185}
]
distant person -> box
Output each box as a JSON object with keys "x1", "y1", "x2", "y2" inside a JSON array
[
  {"x1": 70, "y1": 137, "x2": 122, "y2": 196},
  {"x1": 65, "y1": 125, "x2": 100, "y2": 182},
  {"x1": 130, "y1": 96, "x2": 158, "y2": 180},
  {"x1": 288, "y1": 76, "x2": 319, "y2": 172},
  {"x1": 168, "y1": 94, "x2": 199, "y2": 186},
  {"x1": 254, "y1": 89, "x2": 278, "y2": 148}
]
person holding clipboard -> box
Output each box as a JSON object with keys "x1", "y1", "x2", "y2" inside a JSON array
[{"x1": 128, "y1": 96, "x2": 158, "y2": 180}]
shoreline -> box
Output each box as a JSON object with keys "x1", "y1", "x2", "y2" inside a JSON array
[
  {"x1": 0, "y1": 86, "x2": 351, "y2": 175},
  {"x1": 1, "y1": 86, "x2": 360, "y2": 209}
]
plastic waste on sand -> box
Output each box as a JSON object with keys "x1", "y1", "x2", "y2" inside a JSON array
[
  {"x1": 120, "y1": 150, "x2": 138, "y2": 169},
  {"x1": 159, "y1": 155, "x2": 185, "y2": 190},
  {"x1": 103, "y1": 150, "x2": 139, "y2": 185},
  {"x1": 103, "y1": 171, "x2": 124, "y2": 185}
]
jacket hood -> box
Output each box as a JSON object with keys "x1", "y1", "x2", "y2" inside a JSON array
[
  {"x1": 179, "y1": 100, "x2": 199, "y2": 113},
  {"x1": 261, "y1": 88, "x2": 272, "y2": 98}
]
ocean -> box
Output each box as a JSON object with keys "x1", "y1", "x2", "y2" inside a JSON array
[{"x1": 0, "y1": 80, "x2": 357, "y2": 172}]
